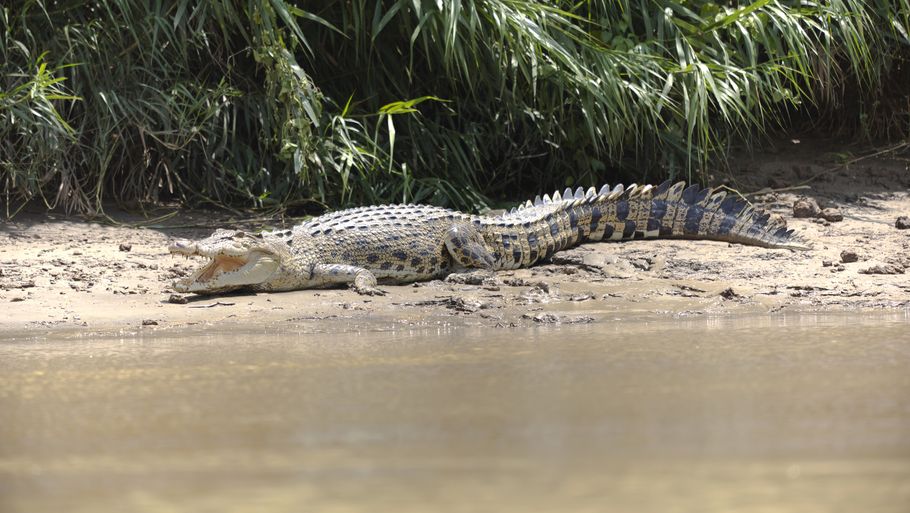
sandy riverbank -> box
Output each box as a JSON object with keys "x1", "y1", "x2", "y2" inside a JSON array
[{"x1": 2, "y1": 141, "x2": 908, "y2": 337}]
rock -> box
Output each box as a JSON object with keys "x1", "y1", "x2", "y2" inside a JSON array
[
  {"x1": 524, "y1": 312, "x2": 560, "y2": 324},
  {"x1": 141, "y1": 319, "x2": 158, "y2": 326},
  {"x1": 167, "y1": 294, "x2": 188, "y2": 304},
  {"x1": 446, "y1": 297, "x2": 489, "y2": 313},
  {"x1": 793, "y1": 197, "x2": 821, "y2": 218},
  {"x1": 840, "y1": 250, "x2": 859, "y2": 263},
  {"x1": 896, "y1": 216, "x2": 910, "y2": 230},
  {"x1": 444, "y1": 271, "x2": 490, "y2": 285},
  {"x1": 859, "y1": 264, "x2": 904, "y2": 275},
  {"x1": 719, "y1": 287, "x2": 741, "y2": 300},
  {"x1": 818, "y1": 208, "x2": 844, "y2": 222},
  {"x1": 821, "y1": 260, "x2": 833, "y2": 267},
  {"x1": 119, "y1": 243, "x2": 132, "y2": 252}
]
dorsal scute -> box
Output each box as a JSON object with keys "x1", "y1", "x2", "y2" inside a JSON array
[
  {"x1": 652, "y1": 179, "x2": 673, "y2": 198},
  {"x1": 704, "y1": 190, "x2": 727, "y2": 210},
  {"x1": 637, "y1": 184, "x2": 654, "y2": 199},
  {"x1": 607, "y1": 184, "x2": 625, "y2": 201}
]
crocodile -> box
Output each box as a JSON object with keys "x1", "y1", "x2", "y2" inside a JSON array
[{"x1": 168, "y1": 181, "x2": 808, "y2": 295}]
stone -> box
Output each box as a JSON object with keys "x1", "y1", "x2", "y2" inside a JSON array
[
  {"x1": 720, "y1": 287, "x2": 741, "y2": 300},
  {"x1": 859, "y1": 264, "x2": 904, "y2": 275},
  {"x1": 896, "y1": 216, "x2": 910, "y2": 230},
  {"x1": 840, "y1": 250, "x2": 859, "y2": 263},
  {"x1": 793, "y1": 197, "x2": 821, "y2": 218},
  {"x1": 819, "y1": 208, "x2": 843, "y2": 222},
  {"x1": 119, "y1": 243, "x2": 132, "y2": 252},
  {"x1": 167, "y1": 294, "x2": 188, "y2": 304}
]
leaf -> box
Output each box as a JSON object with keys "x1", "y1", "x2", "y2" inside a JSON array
[{"x1": 378, "y1": 96, "x2": 448, "y2": 115}]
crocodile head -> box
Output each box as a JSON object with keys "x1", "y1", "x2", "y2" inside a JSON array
[{"x1": 168, "y1": 229, "x2": 286, "y2": 294}]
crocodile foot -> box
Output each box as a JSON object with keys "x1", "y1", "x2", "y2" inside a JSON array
[{"x1": 350, "y1": 283, "x2": 387, "y2": 296}]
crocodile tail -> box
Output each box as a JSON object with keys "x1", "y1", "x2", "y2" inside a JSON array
[{"x1": 583, "y1": 180, "x2": 810, "y2": 250}]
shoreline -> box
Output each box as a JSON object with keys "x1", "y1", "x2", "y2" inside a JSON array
[{"x1": 3, "y1": 142, "x2": 909, "y2": 338}]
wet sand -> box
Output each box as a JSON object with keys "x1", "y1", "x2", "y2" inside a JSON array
[{"x1": 2, "y1": 314, "x2": 909, "y2": 512}]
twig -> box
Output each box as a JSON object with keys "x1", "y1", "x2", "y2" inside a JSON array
[
  {"x1": 744, "y1": 185, "x2": 812, "y2": 196},
  {"x1": 797, "y1": 141, "x2": 910, "y2": 187},
  {"x1": 187, "y1": 301, "x2": 236, "y2": 308}
]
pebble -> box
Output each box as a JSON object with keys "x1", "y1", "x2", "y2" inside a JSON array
[
  {"x1": 119, "y1": 243, "x2": 132, "y2": 252},
  {"x1": 719, "y1": 287, "x2": 741, "y2": 300},
  {"x1": 840, "y1": 250, "x2": 859, "y2": 263},
  {"x1": 793, "y1": 197, "x2": 821, "y2": 218},
  {"x1": 896, "y1": 216, "x2": 910, "y2": 230},
  {"x1": 819, "y1": 208, "x2": 843, "y2": 222}
]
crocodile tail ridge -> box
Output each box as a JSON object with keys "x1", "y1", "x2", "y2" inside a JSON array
[
  {"x1": 506, "y1": 180, "x2": 810, "y2": 250},
  {"x1": 629, "y1": 180, "x2": 811, "y2": 250}
]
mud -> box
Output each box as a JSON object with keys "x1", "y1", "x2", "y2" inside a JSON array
[{"x1": 1, "y1": 140, "x2": 909, "y2": 336}]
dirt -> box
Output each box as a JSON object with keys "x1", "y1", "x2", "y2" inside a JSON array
[{"x1": 2, "y1": 140, "x2": 909, "y2": 337}]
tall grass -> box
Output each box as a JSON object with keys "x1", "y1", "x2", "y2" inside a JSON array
[{"x1": 1, "y1": 1, "x2": 908, "y2": 216}]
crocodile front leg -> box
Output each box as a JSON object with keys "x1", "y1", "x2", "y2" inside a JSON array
[{"x1": 312, "y1": 264, "x2": 387, "y2": 296}]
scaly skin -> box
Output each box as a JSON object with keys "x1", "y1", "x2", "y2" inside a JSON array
[{"x1": 168, "y1": 181, "x2": 809, "y2": 295}]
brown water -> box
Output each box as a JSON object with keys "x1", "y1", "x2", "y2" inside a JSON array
[{"x1": 1, "y1": 314, "x2": 909, "y2": 513}]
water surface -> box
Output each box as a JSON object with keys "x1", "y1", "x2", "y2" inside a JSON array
[{"x1": 2, "y1": 314, "x2": 909, "y2": 512}]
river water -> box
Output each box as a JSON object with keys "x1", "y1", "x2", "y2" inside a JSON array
[{"x1": 1, "y1": 313, "x2": 909, "y2": 512}]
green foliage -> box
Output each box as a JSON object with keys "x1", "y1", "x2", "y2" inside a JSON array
[{"x1": 1, "y1": 1, "x2": 908, "y2": 215}]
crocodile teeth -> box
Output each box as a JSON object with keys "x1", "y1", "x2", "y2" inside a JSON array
[
  {"x1": 573, "y1": 187, "x2": 584, "y2": 199},
  {"x1": 552, "y1": 190, "x2": 562, "y2": 201},
  {"x1": 534, "y1": 195, "x2": 543, "y2": 206},
  {"x1": 543, "y1": 194, "x2": 552, "y2": 204},
  {"x1": 598, "y1": 184, "x2": 611, "y2": 195},
  {"x1": 586, "y1": 187, "x2": 597, "y2": 198},
  {"x1": 563, "y1": 188, "x2": 573, "y2": 200}
]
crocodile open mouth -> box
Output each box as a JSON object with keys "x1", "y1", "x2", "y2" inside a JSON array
[
  {"x1": 188, "y1": 255, "x2": 246, "y2": 283},
  {"x1": 171, "y1": 253, "x2": 256, "y2": 293},
  {"x1": 169, "y1": 237, "x2": 280, "y2": 294}
]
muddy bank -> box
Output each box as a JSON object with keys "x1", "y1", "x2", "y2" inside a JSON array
[{"x1": 2, "y1": 141, "x2": 909, "y2": 337}]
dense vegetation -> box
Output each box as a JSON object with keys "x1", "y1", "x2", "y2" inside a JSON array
[{"x1": 2, "y1": 1, "x2": 909, "y2": 216}]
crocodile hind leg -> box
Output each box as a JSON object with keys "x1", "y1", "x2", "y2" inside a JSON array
[
  {"x1": 444, "y1": 224, "x2": 496, "y2": 269},
  {"x1": 443, "y1": 223, "x2": 500, "y2": 284},
  {"x1": 311, "y1": 264, "x2": 387, "y2": 296}
]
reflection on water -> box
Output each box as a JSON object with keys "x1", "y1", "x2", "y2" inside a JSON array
[{"x1": 1, "y1": 314, "x2": 909, "y2": 513}]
